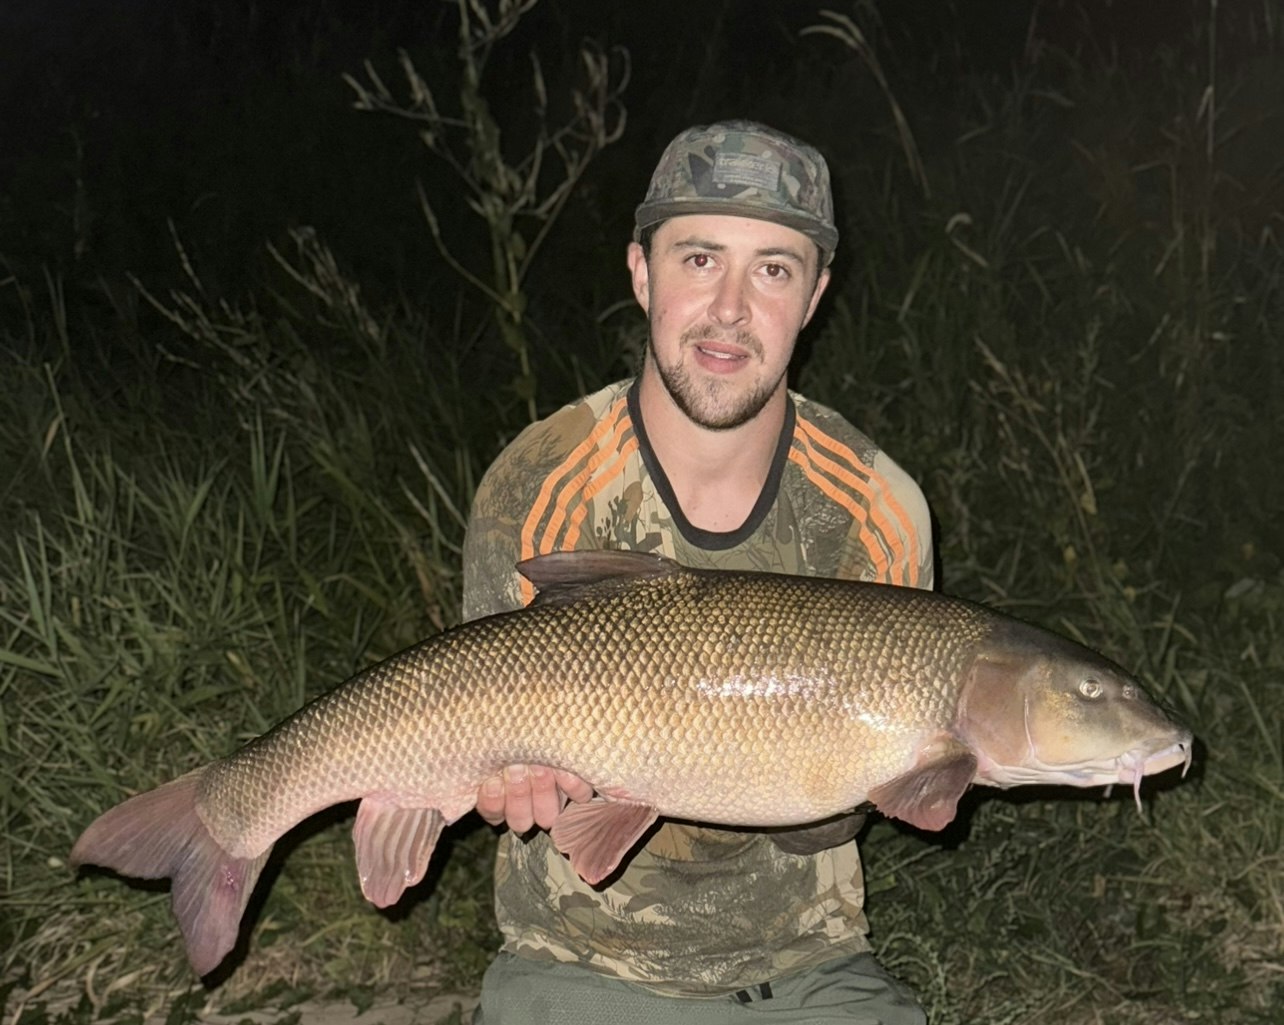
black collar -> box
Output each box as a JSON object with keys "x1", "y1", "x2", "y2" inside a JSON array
[{"x1": 626, "y1": 377, "x2": 795, "y2": 551}]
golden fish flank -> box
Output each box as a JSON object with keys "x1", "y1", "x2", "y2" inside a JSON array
[{"x1": 71, "y1": 550, "x2": 1192, "y2": 976}]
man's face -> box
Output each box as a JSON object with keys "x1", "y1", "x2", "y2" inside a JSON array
[{"x1": 627, "y1": 214, "x2": 830, "y2": 431}]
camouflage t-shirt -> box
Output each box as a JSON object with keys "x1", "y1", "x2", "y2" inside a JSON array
[{"x1": 460, "y1": 377, "x2": 934, "y2": 997}]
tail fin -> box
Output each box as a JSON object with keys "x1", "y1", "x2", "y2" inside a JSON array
[{"x1": 70, "y1": 769, "x2": 270, "y2": 975}]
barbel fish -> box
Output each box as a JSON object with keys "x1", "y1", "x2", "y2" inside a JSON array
[{"x1": 71, "y1": 551, "x2": 1192, "y2": 975}]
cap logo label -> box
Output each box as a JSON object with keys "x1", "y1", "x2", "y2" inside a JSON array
[{"x1": 712, "y1": 152, "x2": 781, "y2": 193}]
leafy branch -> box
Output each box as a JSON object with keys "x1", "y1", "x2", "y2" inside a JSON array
[{"x1": 345, "y1": 0, "x2": 630, "y2": 420}]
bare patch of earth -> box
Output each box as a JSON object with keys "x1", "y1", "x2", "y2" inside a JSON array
[
  {"x1": 4, "y1": 981, "x2": 478, "y2": 1025},
  {"x1": 188, "y1": 993, "x2": 478, "y2": 1025}
]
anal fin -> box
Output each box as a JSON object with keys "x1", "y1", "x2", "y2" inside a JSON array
[
  {"x1": 868, "y1": 737, "x2": 978, "y2": 832},
  {"x1": 549, "y1": 800, "x2": 659, "y2": 885},
  {"x1": 353, "y1": 797, "x2": 445, "y2": 907}
]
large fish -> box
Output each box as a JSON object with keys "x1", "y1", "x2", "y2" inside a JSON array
[{"x1": 72, "y1": 551, "x2": 1192, "y2": 975}]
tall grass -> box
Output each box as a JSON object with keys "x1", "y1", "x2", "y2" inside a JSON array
[
  {"x1": 0, "y1": 247, "x2": 506, "y2": 1019},
  {"x1": 2, "y1": 3, "x2": 1282, "y2": 1023},
  {"x1": 792, "y1": 12, "x2": 1284, "y2": 1021}
]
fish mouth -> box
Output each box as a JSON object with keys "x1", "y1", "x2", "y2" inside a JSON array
[
  {"x1": 1112, "y1": 735, "x2": 1194, "y2": 809},
  {"x1": 981, "y1": 733, "x2": 1194, "y2": 806},
  {"x1": 1036, "y1": 734, "x2": 1194, "y2": 809}
]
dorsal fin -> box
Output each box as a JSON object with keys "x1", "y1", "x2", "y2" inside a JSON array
[{"x1": 517, "y1": 550, "x2": 681, "y2": 605}]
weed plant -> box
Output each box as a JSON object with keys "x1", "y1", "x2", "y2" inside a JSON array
[{"x1": 2, "y1": 3, "x2": 1281, "y2": 1023}]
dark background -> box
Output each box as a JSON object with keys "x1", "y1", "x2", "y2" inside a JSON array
[{"x1": 5, "y1": 0, "x2": 1273, "y2": 328}]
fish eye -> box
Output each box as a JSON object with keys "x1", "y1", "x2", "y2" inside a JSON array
[{"x1": 1079, "y1": 677, "x2": 1103, "y2": 699}]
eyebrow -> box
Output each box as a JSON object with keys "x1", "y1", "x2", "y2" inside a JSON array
[{"x1": 669, "y1": 236, "x2": 808, "y2": 266}]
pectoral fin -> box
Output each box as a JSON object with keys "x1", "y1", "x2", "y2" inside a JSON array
[
  {"x1": 549, "y1": 800, "x2": 659, "y2": 885},
  {"x1": 353, "y1": 797, "x2": 444, "y2": 907},
  {"x1": 868, "y1": 738, "x2": 978, "y2": 832}
]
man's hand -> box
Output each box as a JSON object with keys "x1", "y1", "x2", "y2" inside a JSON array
[{"x1": 476, "y1": 765, "x2": 595, "y2": 834}]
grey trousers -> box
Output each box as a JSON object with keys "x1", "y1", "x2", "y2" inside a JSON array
[{"x1": 472, "y1": 951, "x2": 927, "y2": 1024}]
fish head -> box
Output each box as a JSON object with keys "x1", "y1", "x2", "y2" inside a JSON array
[{"x1": 959, "y1": 621, "x2": 1193, "y2": 796}]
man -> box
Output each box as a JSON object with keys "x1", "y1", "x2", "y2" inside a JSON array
[{"x1": 461, "y1": 121, "x2": 934, "y2": 1022}]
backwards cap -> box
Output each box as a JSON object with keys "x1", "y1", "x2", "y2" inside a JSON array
[{"x1": 634, "y1": 120, "x2": 838, "y2": 264}]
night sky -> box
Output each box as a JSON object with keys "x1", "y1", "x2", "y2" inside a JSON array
[
  {"x1": 1, "y1": 0, "x2": 1279, "y2": 398},
  {"x1": 3, "y1": 0, "x2": 1251, "y2": 299}
]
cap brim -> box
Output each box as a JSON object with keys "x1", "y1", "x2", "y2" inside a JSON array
[{"x1": 634, "y1": 198, "x2": 839, "y2": 254}]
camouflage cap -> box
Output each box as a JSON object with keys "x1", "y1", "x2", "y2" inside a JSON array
[{"x1": 634, "y1": 120, "x2": 838, "y2": 264}]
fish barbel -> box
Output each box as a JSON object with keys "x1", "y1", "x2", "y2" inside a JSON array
[{"x1": 71, "y1": 551, "x2": 1192, "y2": 975}]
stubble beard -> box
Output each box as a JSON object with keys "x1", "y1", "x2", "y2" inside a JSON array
[{"x1": 648, "y1": 324, "x2": 784, "y2": 431}]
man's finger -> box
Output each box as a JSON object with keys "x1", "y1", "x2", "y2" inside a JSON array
[
  {"x1": 553, "y1": 769, "x2": 595, "y2": 804},
  {"x1": 476, "y1": 773, "x2": 507, "y2": 827},
  {"x1": 502, "y1": 765, "x2": 535, "y2": 834},
  {"x1": 528, "y1": 765, "x2": 563, "y2": 830}
]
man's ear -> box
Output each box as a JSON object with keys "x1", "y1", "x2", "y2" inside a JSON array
[
  {"x1": 802, "y1": 267, "x2": 831, "y2": 328},
  {"x1": 626, "y1": 241, "x2": 650, "y2": 314}
]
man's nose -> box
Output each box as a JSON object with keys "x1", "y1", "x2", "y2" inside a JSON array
[{"x1": 708, "y1": 272, "x2": 750, "y2": 327}]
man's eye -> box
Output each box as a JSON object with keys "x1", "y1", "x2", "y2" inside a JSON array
[
  {"x1": 688, "y1": 253, "x2": 712, "y2": 268},
  {"x1": 763, "y1": 263, "x2": 790, "y2": 279}
]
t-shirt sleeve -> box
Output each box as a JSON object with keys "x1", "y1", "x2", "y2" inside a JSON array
[
  {"x1": 870, "y1": 448, "x2": 935, "y2": 590},
  {"x1": 461, "y1": 449, "x2": 531, "y2": 623}
]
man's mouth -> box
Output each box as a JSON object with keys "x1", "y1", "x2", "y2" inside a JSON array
[{"x1": 695, "y1": 344, "x2": 747, "y2": 361}]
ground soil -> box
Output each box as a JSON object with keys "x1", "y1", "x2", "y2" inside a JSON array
[{"x1": 194, "y1": 993, "x2": 478, "y2": 1025}]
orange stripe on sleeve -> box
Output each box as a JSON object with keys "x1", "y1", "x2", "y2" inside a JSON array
[
  {"x1": 538, "y1": 411, "x2": 636, "y2": 555},
  {"x1": 796, "y1": 418, "x2": 924, "y2": 586},
  {"x1": 791, "y1": 417, "x2": 921, "y2": 586},
  {"x1": 788, "y1": 439, "x2": 892, "y2": 583},
  {"x1": 563, "y1": 434, "x2": 640, "y2": 549},
  {"x1": 516, "y1": 396, "x2": 630, "y2": 604}
]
